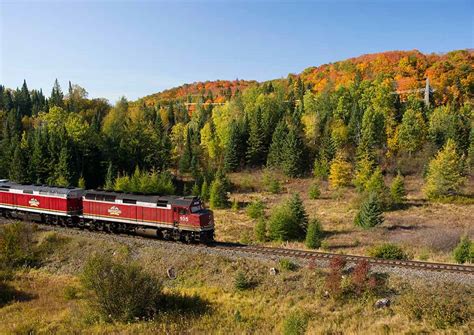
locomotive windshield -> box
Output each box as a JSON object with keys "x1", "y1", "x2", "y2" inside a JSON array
[{"x1": 190, "y1": 201, "x2": 203, "y2": 213}]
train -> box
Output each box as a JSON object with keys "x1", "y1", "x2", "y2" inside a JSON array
[{"x1": 0, "y1": 180, "x2": 214, "y2": 243}]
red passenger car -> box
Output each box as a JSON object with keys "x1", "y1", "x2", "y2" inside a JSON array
[
  {"x1": 82, "y1": 190, "x2": 214, "y2": 242},
  {"x1": 0, "y1": 180, "x2": 83, "y2": 224}
]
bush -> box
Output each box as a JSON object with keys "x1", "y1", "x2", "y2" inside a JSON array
[
  {"x1": 268, "y1": 178, "x2": 282, "y2": 194},
  {"x1": 354, "y1": 192, "x2": 384, "y2": 228},
  {"x1": 368, "y1": 243, "x2": 408, "y2": 260},
  {"x1": 0, "y1": 222, "x2": 37, "y2": 269},
  {"x1": 282, "y1": 311, "x2": 308, "y2": 335},
  {"x1": 234, "y1": 271, "x2": 252, "y2": 291},
  {"x1": 268, "y1": 206, "x2": 299, "y2": 241},
  {"x1": 305, "y1": 219, "x2": 323, "y2": 249},
  {"x1": 231, "y1": 198, "x2": 239, "y2": 212},
  {"x1": 200, "y1": 180, "x2": 210, "y2": 201},
  {"x1": 308, "y1": 181, "x2": 321, "y2": 199},
  {"x1": 279, "y1": 258, "x2": 298, "y2": 271},
  {"x1": 401, "y1": 284, "x2": 472, "y2": 329},
  {"x1": 81, "y1": 254, "x2": 161, "y2": 322},
  {"x1": 325, "y1": 256, "x2": 346, "y2": 298},
  {"x1": 246, "y1": 200, "x2": 265, "y2": 219},
  {"x1": 453, "y1": 235, "x2": 473, "y2": 264},
  {"x1": 254, "y1": 218, "x2": 267, "y2": 242}
]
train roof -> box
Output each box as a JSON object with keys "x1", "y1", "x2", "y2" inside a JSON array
[
  {"x1": 0, "y1": 180, "x2": 83, "y2": 197},
  {"x1": 83, "y1": 189, "x2": 199, "y2": 207}
]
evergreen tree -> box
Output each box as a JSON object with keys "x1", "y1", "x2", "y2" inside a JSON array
[
  {"x1": 398, "y1": 109, "x2": 426, "y2": 155},
  {"x1": 281, "y1": 128, "x2": 305, "y2": 177},
  {"x1": 365, "y1": 167, "x2": 391, "y2": 209},
  {"x1": 288, "y1": 193, "x2": 309, "y2": 234},
  {"x1": 50, "y1": 79, "x2": 64, "y2": 108},
  {"x1": 353, "y1": 154, "x2": 375, "y2": 192},
  {"x1": 17, "y1": 80, "x2": 32, "y2": 117},
  {"x1": 224, "y1": 121, "x2": 241, "y2": 172},
  {"x1": 9, "y1": 142, "x2": 28, "y2": 183},
  {"x1": 200, "y1": 179, "x2": 210, "y2": 201},
  {"x1": 452, "y1": 235, "x2": 473, "y2": 264},
  {"x1": 390, "y1": 173, "x2": 406, "y2": 206},
  {"x1": 104, "y1": 162, "x2": 115, "y2": 190},
  {"x1": 55, "y1": 145, "x2": 72, "y2": 186},
  {"x1": 328, "y1": 153, "x2": 352, "y2": 190},
  {"x1": 209, "y1": 177, "x2": 229, "y2": 209},
  {"x1": 268, "y1": 205, "x2": 299, "y2": 241},
  {"x1": 267, "y1": 120, "x2": 288, "y2": 168},
  {"x1": 191, "y1": 183, "x2": 200, "y2": 197},
  {"x1": 354, "y1": 192, "x2": 384, "y2": 228},
  {"x1": 78, "y1": 176, "x2": 86, "y2": 189},
  {"x1": 424, "y1": 139, "x2": 466, "y2": 199},
  {"x1": 246, "y1": 107, "x2": 266, "y2": 166},
  {"x1": 309, "y1": 181, "x2": 321, "y2": 199},
  {"x1": 305, "y1": 218, "x2": 323, "y2": 249},
  {"x1": 254, "y1": 218, "x2": 267, "y2": 242}
]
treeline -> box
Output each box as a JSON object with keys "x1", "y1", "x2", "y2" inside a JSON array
[{"x1": 0, "y1": 68, "x2": 472, "y2": 197}]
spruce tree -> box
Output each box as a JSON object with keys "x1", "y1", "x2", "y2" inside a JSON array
[
  {"x1": 254, "y1": 218, "x2": 267, "y2": 242},
  {"x1": 104, "y1": 162, "x2": 115, "y2": 190},
  {"x1": 191, "y1": 183, "x2": 200, "y2": 197},
  {"x1": 390, "y1": 173, "x2": 406, "y2": 206},
  {"x1": 267, "y1": 120, "x2": 288, "y2": 168},
  {"x1": 50, "y1": 79, "x2": 64, "y2": 108},
  {"x1": 281, "y1": 128, "x2": 305, "y2": 177},
  {"x1": 305, "y1": 218, "x2": 323, "y2": 249},
  {"x1": 424, "y1": 139, "x2": 466, "y2": 199},
  {"x1": 452, "y1": 235, "x2": 472, "y2": 264},
  {"x1": 200, "y1": 180, "x2": 210, "y2": 201},
  {"x1": 224, "y1": 121, "x2": 241, "y2": 172},
  {"x1": 9, "y1": 142, "x2": 28, "y2": 183},
  {"x1": 354, "y1": 192, "x2": 384, "y2": 228},
  {"x1": 209, "y1": 177, "x2": 229, "y2": 209},
  {"x1": 55, "y1": 145, "x2": 72, "y2": 186},
  {"x1": 246, "y1": 107, "x2": 266, "y2": 166},
  {"x1": 288, "y1": 193, "x2": 309, "y2": 235}
]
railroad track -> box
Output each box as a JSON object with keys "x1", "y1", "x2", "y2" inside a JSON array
[
  {"x1": 210, "y1": 243, "x2": 474, "y2": 275},
  {"x1": 1, "y1": 219, "x2": 473, "y2": 276}
]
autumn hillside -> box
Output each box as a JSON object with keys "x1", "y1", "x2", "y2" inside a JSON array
[{"x1": 135, "y1": 49, "x2": 473, "y2": 106}]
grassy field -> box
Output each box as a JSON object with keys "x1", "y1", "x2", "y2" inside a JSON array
[
  {"x1": 215, "y1": 171, "x2": 474, "y2": 263},
  {"x1": 0, "y1": 227, "x2": 472, "y2": 334}
]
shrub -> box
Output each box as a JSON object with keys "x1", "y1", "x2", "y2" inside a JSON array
[
  {"x1": 282, "y1": 311, "x2": 308, "y2": 335},
  {"x1": 401, "y1": 284, "x2": 472, "y2": 329},
  {"x1": 368, "y1": 243, "x2": 408, "y2": 260},
  {"x1": 390, "y1": 173, "x2": 406, "y2": 206},
  {"x1": 234, "y1": 271, "x2": 252, "y2": 291},
  {"x1": 453, "y1": 235, "x2": 472, "y2": 264},
  {"x1": 325, "y1": 256, "x2": 346, "y2": 298},
  {"x1": 305, "y1": 219, "x2": 323, "y2": 249},
  {"x1": 81, "y1": 254, "x2": 161, "y2": 322},
  {"x1": 231, "y1": 198, "x2": 239, "y2": 212},
  {"x1": 354, "y1": 192, "x2": 384, "y2": 228},
  {"x1": 268, "y1": 178, "x2": 282, "y2": 194},
  {"x1": 254, "y1": 218, "x2": 267, "y2": 242},
  {"x1": 279, "y1": 258, "x2": 298, "y2": 271},
  {"x1": 209, "y1": 178, "x2": 229, "y2": 209},
  {"x1": 268, "y1": 206, "x2": 299, "y2": 241},
  {"x1": 308, "y1": 181, "x2": 321, "y2": 199},
  {"x1": 424, "y1": 139, "x2": 466, "y2": 199},
  {"x1": 200, "y1": 180, "x2": 210, "y2": 201},
  {"x1": 313, "y1": 155, "x2": 330, "y2": 180},
  {"x1": 246, "y1": 200, "x2": 265, "y2": 219},
  {"x1": 0, "y1": 222, "x2": 37, "y2": 269},
  {"x1": 191, "y1": 183, "x2": 200, "y2": 197}
]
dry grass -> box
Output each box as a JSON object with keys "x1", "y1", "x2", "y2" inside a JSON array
[
  {"x1": 0, "y1": 229, "x2": 472, "y2": 334},
  {"x1": 218, "y1": 172, "x2": 474, "y2": 263}
]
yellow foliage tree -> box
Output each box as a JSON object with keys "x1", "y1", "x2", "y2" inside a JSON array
[{"x1": 329, "y1": 152, "x2": 352, "y2": 190}]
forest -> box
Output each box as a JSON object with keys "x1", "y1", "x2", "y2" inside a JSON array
[{"x1": 0, "y1": 49, "x2": 472, "y2": 203}]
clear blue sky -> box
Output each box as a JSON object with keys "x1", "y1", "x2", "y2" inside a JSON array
[{"x1": 1, "y1": 0, "x2": 473, "y2": 103}]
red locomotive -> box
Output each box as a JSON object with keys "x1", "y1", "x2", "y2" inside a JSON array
[{"x1": 0, "y1": 180, "x2": 214, "y2": 243}]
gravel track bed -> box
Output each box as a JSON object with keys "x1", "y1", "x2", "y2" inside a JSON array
[{"x1": 9, "y1": 221, "x2": 472, "y2": 284}]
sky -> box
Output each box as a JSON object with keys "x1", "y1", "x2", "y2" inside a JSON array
[{"x1": 1, "y1": 0, "x2": 473, "y2": 103}]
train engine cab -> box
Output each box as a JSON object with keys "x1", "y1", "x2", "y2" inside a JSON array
[{"x1": 172, "y1": 197, "x2": 214, "y2": 243}]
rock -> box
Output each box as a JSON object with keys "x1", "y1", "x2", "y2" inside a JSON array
[
  {"x1": 374, "y1": 298, "x2": 390, "y2": 308},
  {"x1": 167, "y1": 267, "x2": 177, "y2": 279},
  {"x1": 269, "y1": 267, "x2": 278, "y2": 275}
]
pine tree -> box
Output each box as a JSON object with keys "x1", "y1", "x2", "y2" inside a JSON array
[
  {"x1": 267, "y1": 120, "x2": 288, "y2": 168},
  {"x1": 55, "y1": 145, "x2": 72, "y2": 186},
  {"x1": 390, "y1": 173, "x2": 406, "y2": 206},
  {"x1": 200, "y1": 180, "x2": 210, "y2": 201},
  {"x1": 104, "y1": 162, "x2": 115, "y2": 190},
  {"x1": 328, "y1": 152, "x2": 352, "y2": 190},
  {"x1": 398, "y1": 108, "x2": 426, "y2": 155},
  {"x1": 281, "y1": 128, "x2": 305, "y2": 177},
  {"x1": 191, "y1": 183, "x2": 200, "y2": 197},
  {"x1": 18, "y1": 80, "x2": 32, "y2": 117},
  {"x1": 246, "y1": 107, "x2": 266, "y2": 166},
  {"x1": 254, "y1": 218, "x2": 267, "y2": 242},
  {"x1": 354, "y1": 192, "x2": 384, "y2": 228},
  {"x1": 305, "y1": 218, "x2": 323, "y2": 249},
  {"x1": 209, "y1": 177, "x2": 229, "y2": 209},
  {"x1": 424, "y1": 139, "x2": 466, "y2": 199},
  {"x1": 9, "y1": 142, "x2": 28, "y2": 183},
  {"x1": 224, "y1": 121, "x2": 241, "y2": 172},
  {"x1": 288, "y1": 193, "x2": 309, "y2": 235},
  {"x1": 50, "y1": 79, "x2": 64, "y2": 108}
]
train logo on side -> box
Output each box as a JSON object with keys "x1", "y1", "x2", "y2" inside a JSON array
[
  {"x1": 108, "y1": 206, "x2": 122, "y2": 216},
  {"x1": 29, "y1": 198, "x2": 40, "y2": 207}
]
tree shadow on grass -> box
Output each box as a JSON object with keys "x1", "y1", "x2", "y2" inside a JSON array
[
  {"x1": 159, "y1": 292, "x2": 212, "y2": 319},
  {"x1": 0, "y1": 282, "x2": 36, "y2": 308}
]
